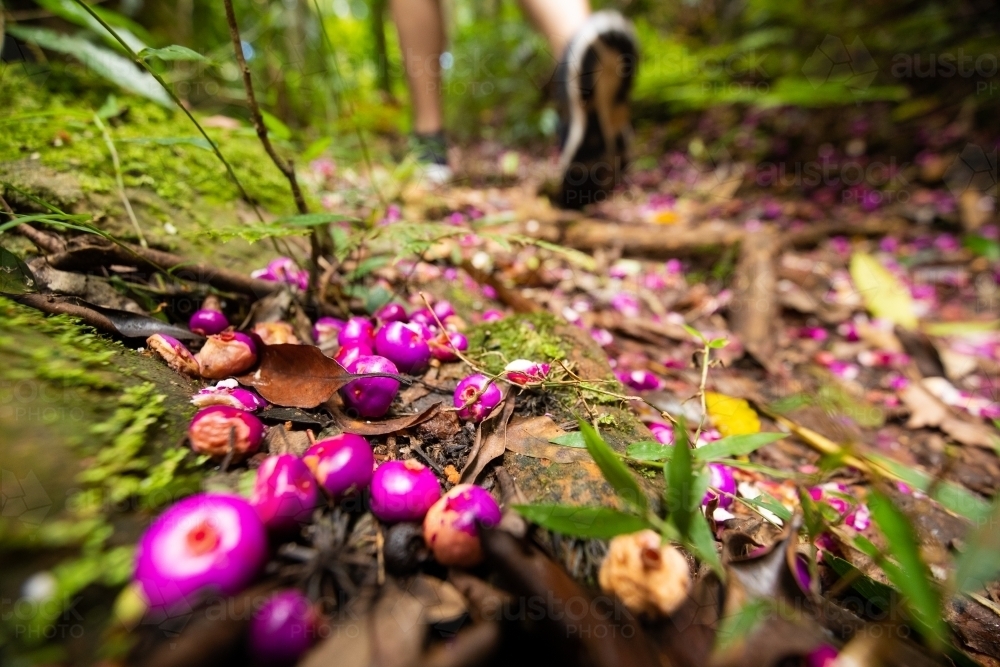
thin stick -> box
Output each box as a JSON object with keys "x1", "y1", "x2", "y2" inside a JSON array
[
  {"x1": 93, "y1": 113, "x2": 147, "y2": 248},
  {"x1": 68, "y1": 0, "x2": 265, "y2": 223},
  {"x1": 220, "y1": 0, "x2": 308, "y2": 216}
]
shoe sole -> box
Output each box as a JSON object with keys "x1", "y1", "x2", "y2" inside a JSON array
[{"x1": 557, "y1": 11, "x2": 638, "y2": 209}]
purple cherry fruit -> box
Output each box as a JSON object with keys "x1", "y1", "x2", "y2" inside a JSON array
[
  {"x1": 431, "y1": 300, "x2": 455, "y2": 321},
  {"x1": 189, "y1": 309, "x2": 229, "y2": 336},
  {"x1": 249, "y1": 590, "x2": 318, "y2": 666},
  {"x1": 503, "y1": 359, "x2": 551, "y2": 386},
  {"x1": 196, "y1": 331, "x2": 258, "y2": 379},
  {"x1": 334, "y1": 343, "x2": 372, "y2": 370},
  {"x1": 341, "y1": 355, "x2": 400, "y2": 418},
  {"x1": 453, "y1": 374, "x2": 502, "y2": 422},
  {"x1": 338, "y1": 317, "x2": 376, "y2": 349},
  {"x1": 375, "y1": 303, "x2": 408, "y2": 323},
  {"x1": 313, "y1": 317, "x2": 346, "y2": 346},
  {"x1": 429, "y1": 331, "x2": 468, "y2": 362},
  {"x1": 251, "y1": 455, "x2": 319, "y2": 533},
  {"x1": 408, "y1": 308, "x2": 438, "y2": 330},
  {"x1": 303, "y1": 434, "x2": 374, "y2": 498},
  {"x1": 192, "y1": 380, "x2": 268, "y2": 411},
  {"x1": 134, "y1": 493, "x2": 267, "y2": 612},
  {"x1": 375, "y1": 322, "x2": 431, "y2": 374},
  {"x1": 703, "y1": 463, "x2": 736, "y2": 509},
  {"x1": 370, "y1": 459, "x2": 441, "y2": 523},
  {"x1": 147, "y1": 334, "x2": 200, "y2": 377},
  {"x1": 188, "y1": 405, "x2": 265, "y2": 462},
  {"x1": 423, "y1": 484, "x2": 501, "y2": 567}
]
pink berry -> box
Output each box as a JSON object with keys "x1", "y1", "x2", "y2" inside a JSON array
[
  {"x1": 429, "y1": 331, "x2": 468, "y2": 362},
  {"x1": 453, "y1": 374, "x2": 502, "y2": 422},
  {"x1": 408, "y1": 308, "x2": 438, "y2": 330},
  {"x1": 188, "y1": 405, "x2": 265, "y2": 462},
  {"x1": 375, "y1": 322, "x2": 431, "y2": 374},
  {"x1": 251, "y1": 455, "x2": 319, "y2": 533},
  {"x1": 195, "y1": 331, "x2": 258, "y2": 379},
  {"x1": 338, "y1": 317, "x2": 376, "y2": 349},
  {"x1": 423, "y1": 484, "x2": 501, "y2": 567},
  {"x1": 646, "y1": 422, "x2": 673, "y2": 445},
  {"x1": 375, "y1": 303, "x2": 408, "y2": 323},
  {"x1": 313, "y1": 317, "x2": 346, "y2": 346},
  {"x1": 147, "y1": 334, "x2": 200, "y2": 377},
  {"x1": 503, "y1": 359, "x2": 551, "y2": 386},
  {"x1": 188, "y1": 309, "x2": 229, "y2": 336},
  {"x1": 334, "y1": 343, "x2": 373, "y2": 370},
  {"x1": 806, "y1": 645, "x2": 839, "y2": 667},
  {"x1": 249, "y1": 590, "x2": 317, "y2": 665},
  {"x1": 303, "y1": 434, "x2": 375, "y2": 498},
  {"x1": 341, "y1": 355, "x2": 401, "y2": 418},
  {"x1": 481, "y1": 309, "x2": 504, "y2": 322},
  {"x1": 192, "y1": 380, "x2": 268, "y2": 411},
  {"x1": 370, "y1": 459, "x2": 441, "y2": 523},
  {"x1": 432, "y1": 300, "x2": 455, "y2": 321},
  {"x1": 703, "y1": 463, "x2": 736, "y2": 509},
  {"x1": 134, "y1": 493, "x2": 267, "y2": 611}
]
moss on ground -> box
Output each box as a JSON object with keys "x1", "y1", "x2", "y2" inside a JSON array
[{"x1": 466, "y1": 312, "x2": 568, "y2": 375}]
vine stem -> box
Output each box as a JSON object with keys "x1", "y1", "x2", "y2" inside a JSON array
[
  {"x1": 69, "y1": 0, "x2": 266, "y2": 223},
  {"x1": 93, "y1": 113, "x2": 147, "y2": 248}
]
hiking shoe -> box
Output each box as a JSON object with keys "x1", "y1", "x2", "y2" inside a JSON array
[
  {"x1": 410, "y1": 131, "x2": 453, "y2": 186},
  {"x1": 553, "y1": 11, "x2": 639, "y2": 209}
]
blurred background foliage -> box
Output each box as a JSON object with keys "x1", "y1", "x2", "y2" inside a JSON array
[{"x1": 2, "y1": 0, "x2": 999, "y2": 162}]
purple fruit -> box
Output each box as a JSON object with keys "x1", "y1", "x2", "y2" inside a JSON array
[
  {"x1": 338, "y1": 317, "x2": 376, "y2": 349},
  {"x1": 375, "y1": 303, "x2": 408, "y2": 323},
  {"x1": 249, "y1": 590, "x2": 317, "y2": 665},
  {"x1": 333, "y1": 343, "x2": 372, "y2": 370},
  {"x1": 370, "y1": 459, "x2": 441, "y2": 523},
  {"x1": 189, "y1": 309, "x2": 229, "y2": 336},
  {"x1": 251, "y1": 455, "x2": 319, "y2": 533},
  {"x1": 423, "y1": 484, "x2": 501, "y2": 567},
  {"x1": 341, "y1": 355, "x2": 400, "y2": 418},
  {"x1": 432, "y1": 300, "x2": 455, "y2": 321},
  {"x1": 615, "y1": 369, "x2": 663, "y2": 391},
  {"x1": 196, "y1": 331, "x2": 258, "y2": 379},
  {"x1": 646, "y1": 422, "x2": 673, "y2": 445},
  {"x1": 480, "y1": 309, "x2": 504, "y2": 322},
  {"x1": 408, "y1": 308, "x2": 438, "y2": 330},
  {"x1": 313, "y1": 317, "x2": 346, "y2": 346},
  {"x1": 703, "y1": 463, "x2": 736, "y2": 509},
  {"x1": 429, "y1": 331, "x2": 468, "y2": 362},
  {"x1": 188, "y1": 405, "x2": 265, "y2": 462},
  {"x1": 375, "y1": 322, "x2": 431, "y2": 374},
  {"x1": 192, "y1": 379, "x2": 268, "y2": 411},
  {"x1": 147, "y1": 334, "x2": 200, "y2": 377},
  {"x1": 503, "y1": 359, "x2": 551, "y2": 386},
  {"x1": 303, "y1": 434, "x2": 374, "y2": 498},
  {"x1": 134, "y1": 493, "x2": 267, "y2": 612},
  {"x1": 453, "y1": 374, "x2": 502, "y2": 422},
  {"x1": 806, "y1": 645, "x2": 839, "y2": 667}
]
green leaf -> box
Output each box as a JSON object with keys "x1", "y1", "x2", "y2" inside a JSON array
[
  {"x1": 513, "y1": 504, "x2": 651, "y2": 539},
  {"x1": 549, "y1": 432, "x2": 587, "y2": 448},
  {"x1": 35, "y1": 0, "x2": 148, "y2": 52},
  {"x1": 0, "y1": 246, "x2": 37, "y2": 294},
  {"x1": 694, "y1": 432, "x2": 786, "y2": 461},
  {"x1": 120, "y1": 136, "x2": 214, "y2": 150},
  {"x1": 954, "y1": 496, "x2": 1000, "y2": 594},
  {"x1": 867, "y1": 454, "x2": 990, "y2": 522},
  {"x1": 276, "y1": 212, "x2": 356, "y2": 227},
  {"x1": 867, "y1": 492, "x2": 948, "y2": 648},
  {"x1": 5, "y1": 26, "x2": 172, "y2": 107},
  {"x1": 579, "y1": 421, "x2": 647, "y2": 513},
  {"x1": 708, "y1": 337, "x2": 728, "y2": 349},
  {"x1": 826, "y1": 555, "x2": 894, "y2": 609},
  {"x1": 261, "y1": 110, "x2": 292, "y2": 142},
  {"x1": 849, "y1": 252, "x2": 918, "y2": 330},
  {"x1": 302, "y1": 137, "x2": 333, "y2": 162},
  {"x1": 714, "y1": 599, "x2": 770, "y2": 650},
  {"x1": 682, "y1": 323, "x2": 706, "y2": 342},
  {"x1": 687, "y1": 509, "x2": 723, "y2": 575},
  {"x1": 666, "y1": 419, "x2": 694, "y2": 535},
  {"x1": 626, "y1": 441, "x2": 674, "y2": 461},
  {"x1": 139, "y1": 44, "x2": 209, "y2": 63},
  {"x1": 736, "y1": 492, "x2": 793, "y2": 523},
  {"x1": 963, "y1": 235, "x2": 1000, "y2": 261}
]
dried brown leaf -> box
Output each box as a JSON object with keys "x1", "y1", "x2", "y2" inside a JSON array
[
  {"x1": 237, "y1": 344, "x2": 352, "y2": 408},
  {"x1": 501, "y1": 416, "x2": 593, "y2": 463},
  {"x1": 329, "y1": 401, "x2": 444, "y2": 436},
  {"x1": 460, "y1": 396, "x2": 515, "y2": 483}
]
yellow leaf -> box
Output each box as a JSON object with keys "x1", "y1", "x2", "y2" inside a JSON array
[
  {"x1": 848, "y1": 252, "x2": 918, "y2": 330},
  {"x1": 650, "y1": 210, "x2": 679, "y2": 225},
  {"x1": 705, "y1": 392, "x2": 760, "y2": 437}
]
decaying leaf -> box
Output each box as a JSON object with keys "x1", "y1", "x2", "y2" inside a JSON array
[
  {"x1": 849, "y1": 252, "x2": 918, "y2": 330},
  {"x1": 237, "y1": 344, "x2": 354, "y2": 408},
  {"x1": 330, "y1": 401, "x2": 444, "y2": 436},
  {"x1": 460, "y1": 395, "x2": 515, "y2": 483},
  {"x1": 900, "y1": 381, "x2": 997, "y2": 449},
  {"x1": 502, "y1": 416, "x2": 593, "y2": 463}
]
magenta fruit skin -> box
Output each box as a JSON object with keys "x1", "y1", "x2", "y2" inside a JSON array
[
  {"x1": 375, "y1": 303, "x2": 408, "y2": 323},
  {"x1": 196, "y1": 331, "x2": 258, "y2": 379},
  {"x1": 338, "y1": 317, "x2": 376, "y2": 349},
  {"x1": 341, "y1": 355, "x2": 401, "y2": 418},
  {"x1": 646, "y1": 422, "x2": 673, "y2": 445},
  {"x1": 188, "y1": 405, "x2": 265, "y2": 461},
  {"x1": 192, "y1": 381, "x2": 268, "y2": 411},
  {"x1": 423, "y1": 484, "x2": 501, "y2": 567},
  {"x1": 369, "y1": 459, "x2": 441, "y2": 523},
  {"x1": 251, "y1": 455, "x2": 319, "y2": 533},
  {"x1": 313, "y1": 317, "x2": 346, "y2": 345},
  {"x1": 503, "y1": 359, "x2": 551, "y2": 386},
  {"x1": 806, "y1": 645, "x2": 839, "y2": 667},
  {"x1": 453, "y1": 374, "x2": 503, "y2": 422},
  {"x1": 188, "y1": 309, "x2": 229, "y2": 336},
  {"x1": 375, "y1": 322, "x2": 431, "y2": 374},
  {"x1": 147, "y1": 334, "x2": 200, "y2": 377},
  {"x1": 408, "y1": 308, "x2": 438, "y2": 330},
  {"x1": 480, "y1": 309, "x2": 504, "y2": 322},
  {"x1": 429, "y1": 331, "x2": 468, "y2": 361},
  {"x1": 249, "y1": 590, "x2": 317, "y2": 665},
  {"x1": 134, "y1": 493, "x2": 267, "y2": 612},
  {"x1": 303, "y1": 434, "x2": 375, "y2": 498},
  {"x1": 431, "y1": 300, "x2": 456, "y2": 321},
  {"x1": 333, "y1": 343, "x2": 373, "y2": 370},
  {"x1": 703, "y1": 463, "x2": 736, "y2": 510}
]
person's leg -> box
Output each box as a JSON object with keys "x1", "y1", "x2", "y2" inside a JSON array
[
  {"x1": 389, "y1": 0, "x2": 445, "y2": 135},
  {"x1": 515, "y1": 0, "x2": 590, "y2": 60}
]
